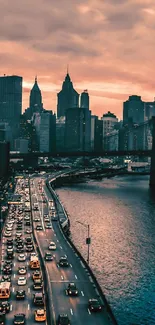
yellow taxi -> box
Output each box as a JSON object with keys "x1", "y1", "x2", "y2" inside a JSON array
[{"x1": 35, "y1": 309, "x2": 46, "y2": 322}]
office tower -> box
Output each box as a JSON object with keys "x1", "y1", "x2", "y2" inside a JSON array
[
  {"x1": 145, "y1": 101, "x2": 155, "y2": 121},
  {"x1": 15, "y1": 139, "x2": 29, "y2": 153},
  {"x1": 91, "y1": 116, "x2": 103, "y2": 151},
  {"x1": 0, "y1": 75, "x2": 22, "y2": 124},
  {"x1": 65, "y1": 107, "x2": 91, "y2": 152},
  {"x1": 101, "y1": 111, "x2": 118, "y2": 149},
  {"x1": 57, "y1": 73, "x2": 79, "y2": 118},
  {"x1": 0, "y1": 123, "x2": 12, "y2": 144},
  {"x1": 80, "y1": 90, "x2": 89, "y2": 110},
  {"x1": 24, "y1": 77, "x2": 43, "y2": 120},
  {"x1": 0, "y1": 142, "x2": 10, "y2": 177},
  {"x1": 56, "y1": 117, "x2": 66, "y2": 151},
  {"x1": 39, "y1": 110, "x2": 56, "y2": 153},
  {"x1": 123, "y1": 95, "x2": 145, "y2": 126}
]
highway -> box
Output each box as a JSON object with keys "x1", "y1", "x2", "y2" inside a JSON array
[
  {"x1": 31, "y1": 176, "x2": 115, "y2": 325},
  {"x1": 0, "y1": 178, "x2": 47, "y2": 325}
]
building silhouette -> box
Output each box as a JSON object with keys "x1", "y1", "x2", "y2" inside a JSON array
[
  {"x1": 80, "y1": 90, "x2": 89, "y2": 110},
  {"x1": 39, "y1": 110, "x2": 56, "y2": 153},
  {"x1": 57, "y1": 73, "x2": 79, "y2": 118},
  {"x1": 24, "y1": 77, "x2": 43, "y2": 120},
  {"x1": 123, "y1": 95, "x2": 145, "y2": 126},
  {"x1": 101, "y1": 111, "x2": 118, "y2": 150},
  {"x1": 0, "y1": 75, "x2": 22, "y2": 124}
]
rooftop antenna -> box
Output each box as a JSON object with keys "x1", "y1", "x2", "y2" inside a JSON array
[
  {"x1": 35, "y1": 75, "x2": 37, "y2": 83},
  {"x1": 67, "y1": 64, "x2": 69, "y2": 74}
]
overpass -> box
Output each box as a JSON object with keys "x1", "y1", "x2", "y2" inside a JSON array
[{"x1": 10, "y1": 149, "x2": 152, "y2": 159}]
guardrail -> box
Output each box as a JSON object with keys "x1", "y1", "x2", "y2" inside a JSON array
[
  {"x1": 46, "y1": 175, "x2": 118, "y2": 325},
  {"x1": 29, "y1": 179, "x2": 53, "y2": 325}
]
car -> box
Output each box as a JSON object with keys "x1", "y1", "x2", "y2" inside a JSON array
[
  {"x1": 0, "y1": 301, "x2": 10, "y2": 313},
  {"x1": 16, "y1": 290, "x2": 25, "y2": 300},
  {"x1": 44, "y1": 217, "x2": 50, "y2": 222},
  {"x1": 6, "y1": 247, "x2": 13, "y2": 253},
  {"x1": 1, "y1": 275, "x2": 11, "y2": 282},
  {"x1": 26, "y1": 245, "x2": 34, "y2": 252},
  {"x1": 32, "y1": 270, "x2": 42, "y2": 280},
  {"x1": 4, "y1": 260, "x2": 13, "y2": 267},
  {"x1": 45, "y1": 223, "x2": 52, "y2": 229},
  {"x1": 7, "y1": 239, "x2": 13, "y2": 245},
  {"x1": 4, "y1": 232, "x2": 12, "y2": 237},
  {"x1": 88, "y1": 298, "x2": 102, "y2": 312},
  {"x1": 17, "y1": 254, "x2": 26, "y2": 262},
  {"x1": 66, "y1": 283, "x2": 78, "y2": 296},
  {"x1": 45, "y1": 252, "x2": 53, "y2": 261},
  {"x1": 25, "y1": 221, "x2": 31, "y2": 226},
  {"x1": 7, "y1": 251, "x2": 14, "y2": 260},
  {"x1": 34, "y1": 217, "x2": 40, "y2": 222},
  {"x1": 48, "y1": 242, "x2": 56, "y2": 250},
  {"x1": 3, "y1": 266, "x2": 12, "y2": 275},
  {"x1": 13, "y1": 314, "x2": 25, "y2": 325},
  {"x1": 17, "y1": 247, "x2": 24, "y2": 253},
  {"x1": 33, "y1": 293, "x2": 44, "y2": 306},
  {"x1": 25, "y1": 237, "x2": 32, "y2": 244},
  {"x1": 0, "y1": 311, "x2": 5, "y2": 325},
  {"x1": 25, "y1": 229, "x2": 32, "y2": 234},
  {"x1": 35, "y1": 309, "x2": 46, "y2": 322},
  {"x1": 24, "y1": 216, "x2": 30, "y2": 220},
  {"x1": 57, "y1": 314, "x2": 70, "y2": 325},
  {"x1": 18, "y1": 266, "x2": 27, "y2": 275},
  {"x1": 36, "y1": 225, "x2": 43, "y2": 230},
  {"x1": 59, "y1": 257, "x2": 69, "y2": 267},
  {"x1": 33, "y1": 278, "x2": 43, "y2": 290},
  {"x1": 17, "y1": 276, "x2": 27, "y2": 286}
]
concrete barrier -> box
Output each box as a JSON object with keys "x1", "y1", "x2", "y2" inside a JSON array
[{"x1": 46, "y1": 176, "x2": 118, "y2": 325}]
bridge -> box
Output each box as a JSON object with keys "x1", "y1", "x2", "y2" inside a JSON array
[
  {"x1": 9, "y1": 117, "x2": 155, "y2": 187},
  {"x1": 9, "y1": 149, "x2": 152, "y2": 159}
]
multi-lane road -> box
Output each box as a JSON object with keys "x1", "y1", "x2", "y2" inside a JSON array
[{"x1": 0, "y1": 174, "x2": 117, "y2": 325}]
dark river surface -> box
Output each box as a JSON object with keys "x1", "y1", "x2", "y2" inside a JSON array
[{"x1": 56, "y1": 175, "x2": 155, "y2": 325}]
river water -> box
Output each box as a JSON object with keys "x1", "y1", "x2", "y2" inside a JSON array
[{"x1": 56, "y1": 175, "x2": 155, "y2": 325}]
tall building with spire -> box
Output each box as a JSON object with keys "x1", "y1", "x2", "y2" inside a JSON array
[
  {"x1": 24, "y1": 77, "x2": 43, "y2": 120},
  {"x1": 57, "y1": 72, "x2": 79, "y2": 118}
]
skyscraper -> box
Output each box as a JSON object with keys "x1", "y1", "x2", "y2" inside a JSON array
[
  {"x1": 101, "y1": 111, "x2": 118, "y2": 149},
  {"x1": 123, "y1": 95, "x2": 145, "y2": 126},
  {"x1": 80, "y1": 90, "x2": 89, "y2": 110},
  {"x1": 39, "y1": 110, "x2": 56, "y2": 153},
  {"x1": 24, "y1": 77, "x2": 43, "y2": 120},
  {"x1": 57, "y1": 73, "x2": 79, "y2": 118},
  {"x1": 0, "y1": 75, "x2": 22, "y2": 124}
]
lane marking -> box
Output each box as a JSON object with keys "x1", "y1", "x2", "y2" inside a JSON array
[
  {"x1": 12, "y1": 287, "x2": 14, "y2": 292},
  {"x1": 65, "y1": 254, "x2": 67, "y2": 258},
  {"x1": 57, "y1": 239, "x2": 59, "y2": 243},
  {"x1": 60, "y1": 246, "x2": 62, "y2": 249},
  {"x1": 28, "y1": 273, "x2": 30, "y2": 278},
  {"x1": 80, "y1": 261, "x2": 85, "y2": 268},
  {"x1": 14, "y1": 263, "x2": 16, "y2": 267},
  {"x1": 70, "y1": 264, "x2": 72, "y2": 268},
  {"x1": 14, "y1": 274, "x2": 16, "y2": 278},
  {"x1": 70, "y1": 308, "x2": 73, "y2": 315},
  {"x1": 88, "y1": 309, "x2": 91, "y2": 315},
  {"x1": 28, "y1": 288, "x2": 30, "y2": 293},
  {"x1": 81, "y1": 291, "x2": 84, "y2": 296},
  {"x1": 89, "y1": 276, "x2": 93, "y2": 283},
  {"x1": 10, "y1": 305, "x2": 13, "y2": 311},
  {"x1": 61, "y1": 275, "x2": 64, "y2": 280},
  {"x1": 28, "y1": 304, "x2": 30, "y2": 310},
  {"x1": 75, "y1": 275, "x2": 78, "y2": 279}
]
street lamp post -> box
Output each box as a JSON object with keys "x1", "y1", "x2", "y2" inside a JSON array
[{"x1": 77, "y1": 221, "x2": 91, "y2": 265}]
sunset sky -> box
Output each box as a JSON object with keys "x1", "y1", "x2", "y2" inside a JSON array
[{"x1": 1, "y1": 0, "x2": 155, "y2": 119}]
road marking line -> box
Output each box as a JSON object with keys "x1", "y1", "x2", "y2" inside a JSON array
[
  {"x1": 70, "y1": 308, "x2": 73, "y2": 315},
  {"x1": 12, "y1": 287, "x2": 14, "y2": 292},
  {"x1": 14, "y1": 274, "x2": 16, "y2": 278},
  {"x1": 89, "y1": 276, "x2": 93, "y2": 283},
  {"x1": 28, "y1": 304, "x2": 30, "y2": 310},
  {"x1": 65, "y1": 254, "x2": 67, "y2": 258},
  {"x1": 80, "y1": 261, "x2": 85, "y2": 268},
  {"x1": 61, "y1": 275, "x2": 64, "y2": 280},
  {"x1": 14, "y1": 263, "x2": 16, "y2": 267},
  {"x1": 54, "y1": 234, "x2": 56, "y2": 236},
  {"x1": 28, "y1": 288, "x2": 30, "y2": 293},
  {"x1": 75, "y1": 275, "x2": 78, "y2": 279},
  {"x1": 28, "y1": 273, "x2": 30, "y2": 277},
  {"x1": 70, "y1": 264, "x2": 72, "y2": 268},
  {"x1": 88, "y1": 309, "x2": 91, "y2": 315},
  {"x1": 57, "y1": 239, "x2": 59, "y2": 242},
  {"x1": 81, "y1": 291, "x2": 84, "y2": 296},
  {"x1": 10, "y1": 304, "x2": 13, "y2": 311},
  {"x1": 60, "y1": 246, "x2": 62, "y2": 249}
]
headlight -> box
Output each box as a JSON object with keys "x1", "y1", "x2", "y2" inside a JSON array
[
  {"x1": 69, "y1": 291, "x2": 71, "y2": 294},
  {"x1": 75, "y1": 291, "x2": 78, "y2": 294}
]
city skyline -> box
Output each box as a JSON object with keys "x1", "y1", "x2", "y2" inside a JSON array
[{"x1": 1, "y1": 0, "x2": 155, "y2": 119}]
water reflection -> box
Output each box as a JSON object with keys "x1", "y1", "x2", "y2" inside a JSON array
[{"x1": 57, "y1": 176, "x2": 155, "y2": 325}]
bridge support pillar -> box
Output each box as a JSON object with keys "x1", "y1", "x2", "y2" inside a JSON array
[{"x1": 150, "y1": 117, "x2": 155, "y2": 187}]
